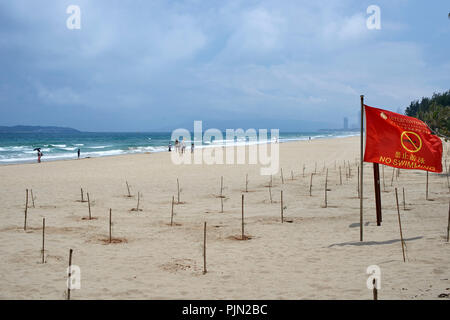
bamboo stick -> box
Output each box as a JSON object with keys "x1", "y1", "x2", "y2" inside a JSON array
[
  {"x1": 402, "y1": 187, "x2": 406, "y2": 210},
  {"x1": 269, "y1": 184, "x2": 272, "y2": 204},
  {"x1": 31, "y1": 189, "x2": 35, "y2": 208},
  {"x1": 41, "y1": 218, "x2": 45, "y2": 263},
  {"x1": 395, "y1": 188, "x2": 406, "y2": 262},
  {"x1": 109, "y1": 209, "x2": 112, "y2": 243},
  {"x1": 177, "y1": 178, "x2": 180, "y2": 203},
  {"x1": 203, "y1": 222, "x2": 207, "y2": 274},
  {"x1": 324, "y1": 169, "x2": 328, "y2": 207},
  {"x1": 390, "y1": 168, "x2": 395, "y2": 186},
  {"x1": 171, "y1": 196, "x2": 174, "y2": 226},
  {"x1": 241, "y1": 194, "x2": 245, "y2": 240},
  {"x1": 24, "y1": 189, "x2": 28, "y2": 230},
  {"x1": 126, "y1": 181, "x2": 131, "y2": 197},
  {"x1": 87, "y1": 192, "x2": 91, "y2": 219},
  {"x1": 67, "y1": 249, "x2": 73, "y2": 300},
  {"x1": 447, "y1": 199, "x2": 449, "y2": 243}
]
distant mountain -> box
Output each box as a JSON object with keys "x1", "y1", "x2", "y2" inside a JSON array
[{"x1": 0, "y1": 125, "x2": 81, "y2": 133}]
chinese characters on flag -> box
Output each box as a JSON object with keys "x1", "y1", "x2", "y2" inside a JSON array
[{"x1": 364, "y1": 105, "x2": 443, "y2": 173}]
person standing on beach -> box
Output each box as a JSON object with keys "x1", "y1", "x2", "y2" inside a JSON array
[
  {"x1": 191, "y1": 142, "x2": 194, "y2": 153},
  {"x1": 168, "y1": 142, "x2": 172, "y2": 152},
  {"x1": 77, "y1": 148, "x2": 81, "y2": 159},
  {"x1": 37, "y1": 151, "x2": 42, "y2": 163},
  {"x1": 181, "y1": 139, "x2": 186, "y2": 154},
  {"x1": 175, "y1": 139, "x2": 179, "y2": 153}
]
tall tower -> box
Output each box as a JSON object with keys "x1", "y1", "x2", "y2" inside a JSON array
[{"x1": 343, "y1": 117, "x2": 349, "y2": 130}]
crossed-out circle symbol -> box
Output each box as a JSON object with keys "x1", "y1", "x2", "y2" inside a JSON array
[{"x1": 400, "y1": 131, "x2": 422, "y2": 153}]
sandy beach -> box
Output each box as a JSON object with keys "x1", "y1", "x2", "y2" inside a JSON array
[{"x1": 0, "y1": 136, "x2": 449, "y2": 300}]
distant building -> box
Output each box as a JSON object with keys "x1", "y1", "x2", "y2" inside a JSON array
[{"x1": 343, "y1": 117, "x2": 348, "y2": 130}]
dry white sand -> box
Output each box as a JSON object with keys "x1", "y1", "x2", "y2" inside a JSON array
[{"x1": 0, "y1": 136, "x2": 449, "y2": 299}]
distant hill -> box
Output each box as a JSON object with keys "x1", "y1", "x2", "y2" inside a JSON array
[{"x1": 0, "y1": 125, "x2": 81, "y2": 133}]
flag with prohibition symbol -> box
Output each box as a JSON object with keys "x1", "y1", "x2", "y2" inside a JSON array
[{"x1": 363, "y1": 104, "x2": 443, "y2": 173}]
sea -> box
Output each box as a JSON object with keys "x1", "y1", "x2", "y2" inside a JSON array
[{"x1": 0, "y1": 131, "x2": 358, "y2": 164}]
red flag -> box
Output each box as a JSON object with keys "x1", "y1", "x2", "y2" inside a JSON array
[{"x1": 364, "y1": 104, "x2": 443, "y2": 173}]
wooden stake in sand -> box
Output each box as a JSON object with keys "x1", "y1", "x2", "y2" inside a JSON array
[
  {"x1": 390, "y1": 168, "x2": 395, "y2": 187},
  {"x1": 445, "y1": 159, "x2": 450, "y2": 190},
  {"x1": 426, "y1": 171, "x2": 429, "y2": 200},
  {"x1": 402, "y1": 187, "x2": 406, "y2": 210},
  {"x1": 67, "y1": 248, "x2": 73, "y2": 300},
  {"x1": 339, "y1": 166, "x2": 342, "y2": 185},
  {"x1": 177, "y1": 178, "x2": 180, "y2": 204},
  {"x1": 203, "y1": 222, "x2": 207, "y2": 275},
  {"x1": 280, "y1": 168, "x2": 284, "y2": 184},
  {"x1": 220, "y1": 176, "x2": 223, "y2": 197},
  {"x1": 395, "y1": 188, "x2": 406, "y2": 263},
  {"x1": 280, "y1": 190, "x2": 284, "y2": 223},
  {"x1": 245, "y1": 174, "x2": 248, "y2": 192},
  {"x1": 373, "y1": 279, "x2": 378, "y2": 300},
  {"x1": 109, "y1": 209, "x2": 112, "y2": 243},
  {"x1": 171, "y1": 196, "x2": 174, "y2": 226},
  {"x1": 309, "y1": 173, "x2": 313, "y2": 196},
  {"x1": 41, "y1": 218, "x2": 45, "y2": 264},
  {"x1": 136, "y1": 192, "x2": 141, "y2": 211},
  {"x1": 324, "y1": 168, "x2": 328, "y2": 208},
  {"x1": 24, "y1": 189, "x2": 28, "y2": 231},
  {"x1": 80, "y1": 187, "x2": 84, "y2": 202},
  {"x1": 31, "y1": 189, "x2": 35, "y2": 208},
  {"x1": 269, "y1": 184, "x2": 273, "y2": 204},
  {"x1": 348, "y1": 161, "x2": 351, "y2": 178},
  {"x1": 126, "y1": 181, "x2": 132, "y2": 197},
  {"x1": 87, "y1": 192, "x2": 92, "y2": 220},
  {"x1": 302, "y1": 164, "x2": 305, "y2": 178},
  {"x1": 291, "y1": 170, "x2": 294, "y2": 181},
  {"x1": 241, "y1": 194, "x2": 245, "y2": 240},
  {"x1": 447, "y1": 199, "x2": 450, "y2": 243}
]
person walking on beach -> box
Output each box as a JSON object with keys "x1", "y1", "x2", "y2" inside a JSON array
[
  {"x1": 77, "y1": 148, "x2": 81, "y2": 159},
  {"x1": 37, "y1": 151, "x2": 42, "y2": 163}
]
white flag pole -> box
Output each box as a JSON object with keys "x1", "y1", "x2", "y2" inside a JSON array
[{"x1": 360, "y1": 95, "x2": 364, "y2": 242}]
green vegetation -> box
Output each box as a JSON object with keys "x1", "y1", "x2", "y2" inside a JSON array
[{"x1": 405, "y1": 90, "x2": 450, "y2": 138}]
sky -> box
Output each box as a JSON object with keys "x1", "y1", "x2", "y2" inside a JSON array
[{"x1": 0, "y1": 0, "x2": 449, "y2": 132}]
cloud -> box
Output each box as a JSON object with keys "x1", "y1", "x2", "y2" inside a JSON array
[{"x1": 0, "y1": 0, "x2": 448, "y2": 131}]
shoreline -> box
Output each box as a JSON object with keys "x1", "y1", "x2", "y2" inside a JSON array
[{"x1": 0, "y1": 134, "x2": 359, "y2": 167}]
